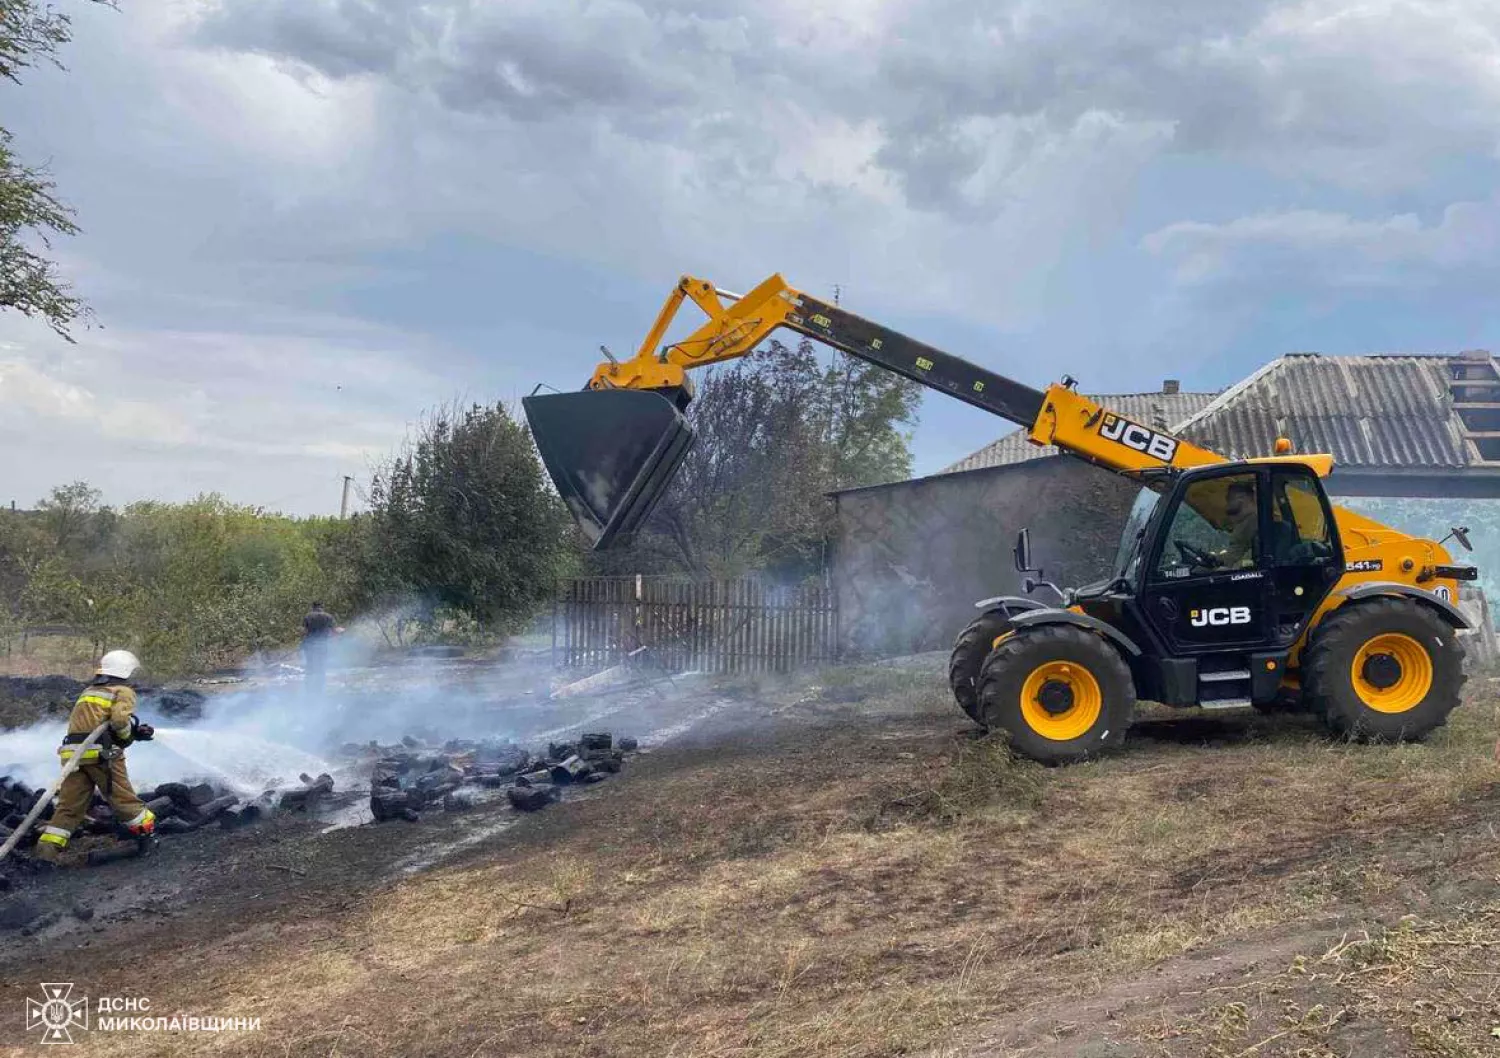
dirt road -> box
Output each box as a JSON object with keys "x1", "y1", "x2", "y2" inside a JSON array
[{"x1": 1, "y1": 660, "x2": 1497, "y2": 1056}]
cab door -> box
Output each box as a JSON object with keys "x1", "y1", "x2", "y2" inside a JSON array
[
  {"x1": 1263, "y1": 466, "x2": 1344, "y2": 646},
  {"x1": 1139, "y1": 468, "x2": 1273, "y2": 654}
]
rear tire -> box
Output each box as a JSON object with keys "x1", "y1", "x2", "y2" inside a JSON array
[
  {"x1": 949, "y1": 612, "x2": 1013, "y2": 724},
  {"x1": 1303, "y1": 597, "x2": 1465, "y2": 742},
  {"x1": 977, "y1": 624, "x2": 1135, "y2": 765}
]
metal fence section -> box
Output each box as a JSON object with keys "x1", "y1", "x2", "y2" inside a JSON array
[{"x1": 555, "y1": 575, "x2": 837, "y2": 674}]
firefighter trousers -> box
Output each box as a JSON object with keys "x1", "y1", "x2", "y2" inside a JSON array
[{"x1": 34, "y1": 758, "x2": 151, "y2": 861}]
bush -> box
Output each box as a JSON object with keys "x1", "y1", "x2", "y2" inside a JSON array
[{"x1": 364, "y1": 400, "x2": 580, "y2": 635}]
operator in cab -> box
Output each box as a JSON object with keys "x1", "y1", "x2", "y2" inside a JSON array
[
  {"x1": 33, "y1": 649, "x2": 157, "y2": 865},
  {"x1": 1218, "y1": 481, "x2": 1258, "y2": 569}
]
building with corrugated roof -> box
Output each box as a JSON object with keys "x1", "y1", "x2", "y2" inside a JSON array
[
  {"x1": 830, "y1": 352, "x2": 1500, "y2": 656},
  {"x1": 1176, "y1": 352, "x2": 1500, "y2": 495}
]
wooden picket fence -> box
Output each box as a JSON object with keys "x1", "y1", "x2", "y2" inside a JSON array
[{"x1": 554, "y1": 576, "x2": 838, "y2": 674}]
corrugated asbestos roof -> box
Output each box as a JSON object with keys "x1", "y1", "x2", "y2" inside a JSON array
[
  {"x1": 934, "y1": 353, "x2": 1487, "y2": 479},
  {"x1": 1175, "y1": 354, "x2": 1470, "y2": 468},
  {"x1": 939, "y1": 390, "x2": 1220, "y2": 474}
]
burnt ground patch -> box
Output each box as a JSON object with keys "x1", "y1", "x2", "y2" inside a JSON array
[{"x1": 0, "y1": 664, "x2": 1494, "y2": 1057}]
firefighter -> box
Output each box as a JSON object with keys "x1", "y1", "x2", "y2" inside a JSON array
[
  {"x1": 33, "y1": 649, "x2": 157, "y2": 864},
  {"x1": 301, "y1": 601, "x2": 336, "y2": 695}
]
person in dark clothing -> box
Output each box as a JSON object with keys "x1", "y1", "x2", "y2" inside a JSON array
[{"x1": 301, "y1": 602, "x2": 337, "y2": 694}]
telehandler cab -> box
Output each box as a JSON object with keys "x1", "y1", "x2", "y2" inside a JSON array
[{"x1": 523, "y1": 273, "x2": 1478, "y2": 764}]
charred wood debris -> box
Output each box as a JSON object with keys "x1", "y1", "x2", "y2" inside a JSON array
[
  {"x1": 364, "y1": 731, "x2": 639, "y2": 821},
  {"x1": 0, "y1": 731, "x2": 638, "y2": 878}
]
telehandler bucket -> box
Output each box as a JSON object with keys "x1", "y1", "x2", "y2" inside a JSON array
[{"x1": 523, "y1": 388, "x2": 694, "y2": 549}]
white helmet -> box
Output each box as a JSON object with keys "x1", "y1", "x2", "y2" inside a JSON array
[{"x1": 97, "y1": 649, "x2": 142, "y2": 681}]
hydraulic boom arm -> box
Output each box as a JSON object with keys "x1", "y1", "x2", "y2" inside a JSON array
[
  {"x1": 522, "y1": 271, "x2": 1355, "y2": 549},
  {"x1": 583, "y1": 273, "x2": 1230, "y2": 476}
]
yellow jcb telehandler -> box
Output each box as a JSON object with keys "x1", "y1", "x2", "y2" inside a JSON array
[{"x1": 523, "y1": 274, "x2": 1478, "y2": 764}]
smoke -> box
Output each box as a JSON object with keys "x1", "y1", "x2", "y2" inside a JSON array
[
  {"x1": 0, "y1": 609, "x2": 552, "y2": 793},
  {"x1": 0, "y1": 723, "x2": 69, "y2": 792},
  {"x1": 0, "y1": 593, "x2": 779, "y2": 812}
]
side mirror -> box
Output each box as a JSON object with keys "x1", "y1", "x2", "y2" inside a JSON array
[
  {"x1": 1014, "y1": 528, "x2": 1035, "y2": 574},
  {"x1": 1453, "y1": 526, "x2": 1473, "y2": 553}
]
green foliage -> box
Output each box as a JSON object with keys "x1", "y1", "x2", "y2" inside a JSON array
[
  {"x1": 36, "y1": 480, "x2": 101, "y2": 553},
  {"x1": 0, "y1": 401, "x2": 578, "y2": 671},
  {"x1": 0, "y1": 490, "x2": 370, "y2": 675},
  {"x1": 0, "y1": 0, "x2": 112, "y2": 340},
  {"x1": 592, "y1": 338, "x2": 921, "y2": 578},
  {"x1": 108, "y1": 496, "x2": 347, "y2": 672},
  {"x1": 364, "y1": 400, "x2": 580, "y2": 635},
  {"x1": 18, "y1": 554, "x2": 86, "y2": 624}
]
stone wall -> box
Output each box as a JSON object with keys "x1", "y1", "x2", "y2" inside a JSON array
[
  {"x1": 831, "y1": 457, "x2": 1142, "y2": 657},
  {"x1": 1458, "y1": 588, "x2": 1498, "y2": 670}
]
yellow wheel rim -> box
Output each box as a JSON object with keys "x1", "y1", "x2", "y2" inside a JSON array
[
  {"x1": 1350, "y1": 633, "x2": 1433, "y2": 714},
  {"x1": 1020, "y1": 661, "x2": 1103, "y2": 741}
]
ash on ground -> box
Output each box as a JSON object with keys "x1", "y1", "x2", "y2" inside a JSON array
[{"x1": 0, "y1": 728, "x2": 640, "y2": 909}]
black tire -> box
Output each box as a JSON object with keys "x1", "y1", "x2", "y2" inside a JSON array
[
  {"x1": 976, "y1": 624, "x2": 1135, "y2": 765},
  {"x1": 948, "y1": 611, "x2": 1014, "y2": 724},
  {"x1": 1303, "y1": 597, "x2": 1466, "y2": 742}
]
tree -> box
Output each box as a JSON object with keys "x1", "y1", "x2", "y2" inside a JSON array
[
  {"x1": 36, "y1": 479, "x2": 100, "y2": 553},
  {"x1": 1, "y1": 0, "x2": 113, "y2": 340},
  {"x1": 592, "y1": 339, "x2": 921, "y2": 578},
  {"x1": 18, "y1": 553, "x2": 86, "y2": 625},
  {"x1": 0, "y1": 501, "x2": 45, "y2": 614},
  {"x1": 366, "y1": 400, "x2": 579, "y2": 633}
]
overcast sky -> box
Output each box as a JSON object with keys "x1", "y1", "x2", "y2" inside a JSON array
[{"x1": 3, "y1": 0, "x2": 1499, "y2": 516}]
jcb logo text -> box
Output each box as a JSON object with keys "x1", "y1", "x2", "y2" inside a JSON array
[
  {"x1": 1099, "y1": 414, "x2": 1179, "y2": 462},
  {"x1": 1190, "y1": 607, "x2": 1252, "y2": 627}
]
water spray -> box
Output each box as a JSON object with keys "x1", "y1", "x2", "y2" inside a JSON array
[{"x1": 0, "y1": 721, "x2": 108, "y2": 864}]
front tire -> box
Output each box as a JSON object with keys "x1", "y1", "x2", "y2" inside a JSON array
[
  {"x1": 977, "y1": 625, "x2": 1135, "y2": 765},
  {"x1": 949, "y1": 612, "x2": 1014, "y2": 724},
  {"x1": 1303, "y1": 597, "x2": 1466, "y2": 742}
]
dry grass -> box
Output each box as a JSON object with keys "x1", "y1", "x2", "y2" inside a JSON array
[
  {"x1": 0, "y1": 634, "x2": 96, "y2": 679},
  {"x1": 15, "y1": 669, "x2": 1500, "y2": 1058},
  {"x1": 1136, "y1": 903, "x2": 1500, "y2": 1058}
]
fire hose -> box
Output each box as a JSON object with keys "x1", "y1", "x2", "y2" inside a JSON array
[{"x1": 0, "y1": 722, "x2": 110, "y2": 864}]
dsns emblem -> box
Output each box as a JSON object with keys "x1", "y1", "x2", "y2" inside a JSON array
[{"x1": 1190, "y1": 606, "x2": 1252, "y2": 627}]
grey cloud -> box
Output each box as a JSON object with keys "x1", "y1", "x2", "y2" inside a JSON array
[
  {"x1": 189, "y1": 0, "x2": 1500, "y2": 225},
  {"x1": 870, "y1": 0, "x2": 1500, "y2": 204},
  {"x1": 11, "y1": 0, "x2": 1500, "y2": 523},
  {"x1": 193, "y1": 0, "x2": 430, "y2": 79},
  {"x1": 197, "y1": 0, "x2": 747, "y2": 123}
]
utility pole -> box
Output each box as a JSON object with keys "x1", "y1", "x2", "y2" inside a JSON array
[{"x1": 340, "y1": 476, "x2": 353, "y2": 519}]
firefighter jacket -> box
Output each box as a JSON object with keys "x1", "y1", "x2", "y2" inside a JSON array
[{"x1": 59, "y1": 681, "x2": 140, "y2": 763}]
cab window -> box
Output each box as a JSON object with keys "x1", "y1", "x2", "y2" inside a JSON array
[
  {"x1": 1152, "y1": 473, "x2": 1260, "y2": 581},
  {"x1": 1268, "y1": 471, "x2": 1335, "y2": 566}
]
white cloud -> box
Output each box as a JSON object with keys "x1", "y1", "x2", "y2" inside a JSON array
[
  {"x1": 0, "y1": 310, "x2": 455, "y2": 514},
  {"x1": 1144, "y1": 194, "x2": 1500, "y2": 287},
  {"x1": 0, "y1": 359, "x2": 197, "y2": 446}
]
